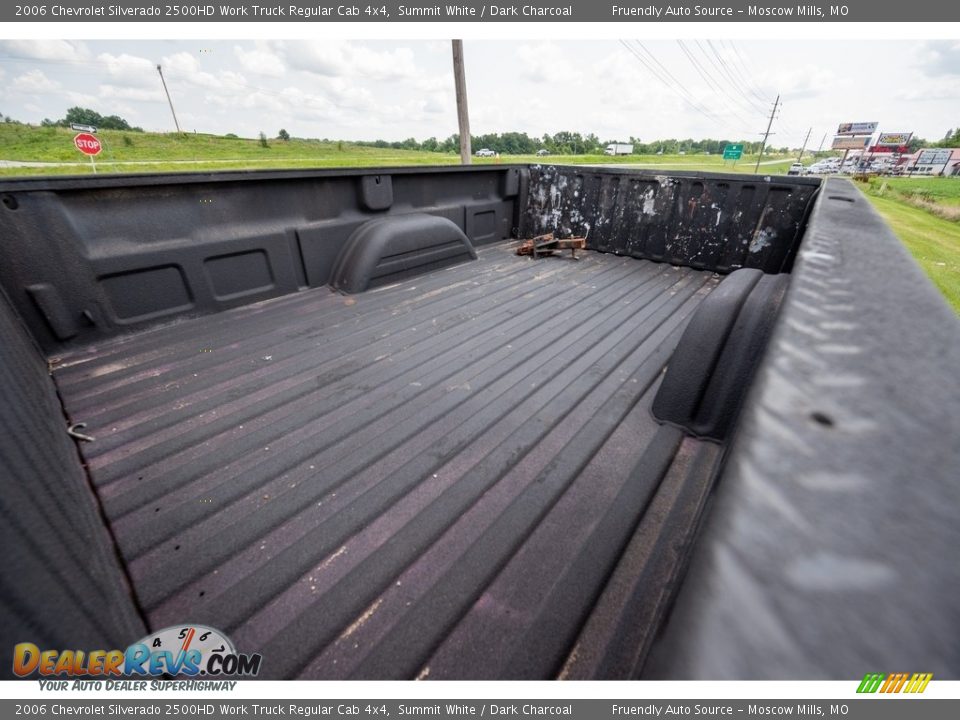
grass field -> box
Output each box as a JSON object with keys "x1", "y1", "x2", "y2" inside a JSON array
[
  {"x1": 862, "y1": 183, "x2": 960, "y2": 314},
  {"x1": 0, "y1": 123, "x2": 795, "y2": 176},
  {"x1": 868, "y1": 176, "x2": 960, "y2": 206}
]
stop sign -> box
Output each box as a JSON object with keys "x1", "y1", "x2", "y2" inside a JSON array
[{"x1": 74, "y1": 133, "x2": 102, "y2": 156}]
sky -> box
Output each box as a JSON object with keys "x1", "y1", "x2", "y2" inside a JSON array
[{"x1": 0, "y1": 39, "x2": 958, "y2": 148}]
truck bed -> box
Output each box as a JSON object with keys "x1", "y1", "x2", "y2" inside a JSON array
[
  {"x1": 53, "y1": 242, "x2": 722, "y2": 679},
  {"x1": 4, "y1": 167, "x2": 957, "y2": 679}
]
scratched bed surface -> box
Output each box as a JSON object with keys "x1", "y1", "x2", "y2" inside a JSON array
[{"x1": 53, "y1": 242, "x2": 723, "y2": 679}]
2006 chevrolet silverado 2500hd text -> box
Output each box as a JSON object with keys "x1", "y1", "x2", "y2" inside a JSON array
[{"x1": 1, "y1": 164, "x2": 957, "y2": 679}]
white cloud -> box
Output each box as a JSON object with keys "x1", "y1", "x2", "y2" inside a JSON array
[
  {"x1": 233, "y1": 44, "x2": 285, "y2": 77},
  {"x1": 422, "y1": 93, "x2": 449, "y2": 115},
  {"x1": 161, "y1": 51, "x2": 201, "y2": 76},
  {"x1": 65, "y1": 91, "x2": 100, "y2": 106},
  {"x1": 758, "y1": 64, "x2": 835, "y2": 101},
  {"x1": 0, "y1": 40, "x2": 89, "y2": 62},
  {"x1": 98, "y1": 84, "x2": 165, "y2": 103},
  {"x1": 13, "y1": 70, "x2": 60, "y2": 94},
  {"x1": 161, "y1": 51, "x2": 222, "y2": 89},
  {"x1": 98, "y1": 52, "x2": 158, "y2": 88},
  {"x1": 111, "y1": 102, "x2": 138, "y2": 117},
  {"x1": 207, "y1": 88, "x2": 285, "y2": 115},
  {"x1": 278, "y1": 40, "x2": 417, "y2": 81},
  {"x1": 916, "y1": 40, "x2": 960, "y2": 76},
  {"x1": 895, "y1": 76, "x2": 960, "y2": 102},
  {"x1": 516, "y1": 42, "x2": 582, "y2": 85},
  {"x1": 411, "y1": 73, "x2": 453, "y2": 93}
]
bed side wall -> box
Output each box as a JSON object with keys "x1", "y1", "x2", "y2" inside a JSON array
[{"x1": 0, "y1": 292, "x2": 145, "y2": 677}]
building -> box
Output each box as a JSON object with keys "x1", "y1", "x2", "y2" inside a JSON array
[{"x1": 903, "y1": 148, "x2": 960, "y2": 176}]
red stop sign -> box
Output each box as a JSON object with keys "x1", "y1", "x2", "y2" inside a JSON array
[{"x1": 74, "y1": 133, "x2": 101, "y2": 156}]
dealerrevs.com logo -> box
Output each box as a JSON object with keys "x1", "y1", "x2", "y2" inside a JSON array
[{"x1": 13, "y1": 625, "x2": 261, "y2": 679}]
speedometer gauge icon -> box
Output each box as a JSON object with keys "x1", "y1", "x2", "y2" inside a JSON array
[{"x1": 134, "y1": 624, "x2": 235, "y2": 674}]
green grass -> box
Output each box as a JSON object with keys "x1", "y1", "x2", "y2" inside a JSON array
[
  {"x1": 864, "y1": 176, "x2": 960, "y2": 228},
  {"x1": 868, "y1": 176, "x2": 960, "y2": 206},
  {"x1": 864, "y1": 192, "x2": 960, "y2": 314},
  {"x1": 507, "y1": 153, "x2": 795, "y2": 175},
  {"x1": 0, "y1": 124, "x2": 459, "y2": 174},
  {"x1": 0, "y1": 123, "x2": 795, "y2": 177}
]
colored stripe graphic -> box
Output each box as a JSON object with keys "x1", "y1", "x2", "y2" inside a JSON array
[
  {"x1": 858, "y1": 672, "x2": 932, "y2": 694},
  {"x1": 881, "y1": 672, "x2": 906, "y2": 693},
  {"x1": 857, "y1": 672, "x2": 885, "y2": 693},
  {"x1": 905, "y1": 673, "x2": 933, "y2": 693}
]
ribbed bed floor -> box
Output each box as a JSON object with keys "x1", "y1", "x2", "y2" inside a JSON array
[{"x1": 53, "y1": 242, "x2": 723, "y2": 679}]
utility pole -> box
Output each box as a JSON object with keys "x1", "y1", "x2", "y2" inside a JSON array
[
  {"x1": 451, "y1": 40, "x2": 471, "y2": 165},
  {"x1": 754, "y1": 93, "x2": 780, "y2": 174},
  {"x1": 156, "y1": 64, "x2": 182, "y2": 134},
  {"x1": 817, "y1": 132, "x2": 827, "y2": 153},
  {"x1": 797, "y1": 127, "x2": 812, "y2": 162}
]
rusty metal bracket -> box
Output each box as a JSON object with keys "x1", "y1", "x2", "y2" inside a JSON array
[{"x1": 517, "y1": 233, "x2": 587, "y2": 259}]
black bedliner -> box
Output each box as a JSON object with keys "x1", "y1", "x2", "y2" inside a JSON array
[
  {"x1": 4, "y1": 165, "x2": 954, "y2": 680},
  {"x1": 52, "y1": 244, "x2": 721, "y2": 679}
]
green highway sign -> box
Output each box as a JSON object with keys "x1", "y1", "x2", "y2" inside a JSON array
[{"x1": 723, "y1": 144, "x2": 744, "y2": 160}]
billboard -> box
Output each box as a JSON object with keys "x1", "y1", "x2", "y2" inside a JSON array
[
  {"x1": 832, "y1": 136, "x2": 872, "y2": 150},
  {"x1": 837, "y1": 122, "x2": 879, "y2": 136},
  {"x1": 877, "y1": 132, "x2": 913, "y2": 146},
  {"x1": 916, "y1": 149, "x2": 953, "y2": 165}
]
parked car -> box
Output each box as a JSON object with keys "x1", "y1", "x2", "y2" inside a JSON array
[
  {"x1": 475, "y1": 148, "x2": 496, "y2": 157},
  {"x1": 808, "y1": 160, "x2": 840, "y2": 174},
  {"x1": 536, "y1": 149, "x2": 551, "y2": 157},
  {"x1": 787, "y1": 163, "x2": 804, "y2": 176}
]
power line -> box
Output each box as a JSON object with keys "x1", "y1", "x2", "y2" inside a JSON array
[
  {"x1": 722, "y1": 41, "x2": 773, "y2": 106},
  {"x1": 701, "y1": 40, "x2": 769, "y2": 116},
  {"x1": 627, "y1": 40, "x2": 741, "y2": 131},
  {"x1": 680, "y1": 40, "x2": 801, "y2": 146},
  {"x1": 629, "y1": 41, "x2": 703, "y2": 107},
  {"x1": 675, "y1": 40, "x2": 756, "y2": 129},
  {"x1": 617, "y1": 40, "x2": 737, "y2": 132},
  {"x1": 675, "y1": 40, "x2": 725, "y2": 95},
  {"x1": 692, "y1": 41, "x2": 791, "y2": 145}
]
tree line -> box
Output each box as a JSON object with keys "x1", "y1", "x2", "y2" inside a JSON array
[
  {"x1": 40, "y1": 107, "x2": 143, "y2": 132},
  {"x1": 941, "y1": 128, "x2": 960, "y2": 148},
  {"x1": 353, "y1": 131, "x2": 785, "y2": 155}
]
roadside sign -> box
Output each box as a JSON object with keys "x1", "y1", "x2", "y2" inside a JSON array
[
  {"x1": 73, "y1": 133, "x2": 102, "y2": 156},
  {"x1": 70, "y1": 123, "x2": 98, "y2": 133},
  {"x1": 73, "y1": 132, "x2": 102, "y2": 174},
  {"x1": 877, "y1": 132, "x2": 912, "y2": 146},
  {"x1": 722, "y1": 144, "x2": 744, "y2": 160},
  {"x1": 916, "y1": 149, "x2": 953, "y2": 165},
  {"x1": 831, "y1": 136, "x2": 871, "y2": 150},
  {"x1": 837, "y1": 122, "x2": 878, "y2": 136}
]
